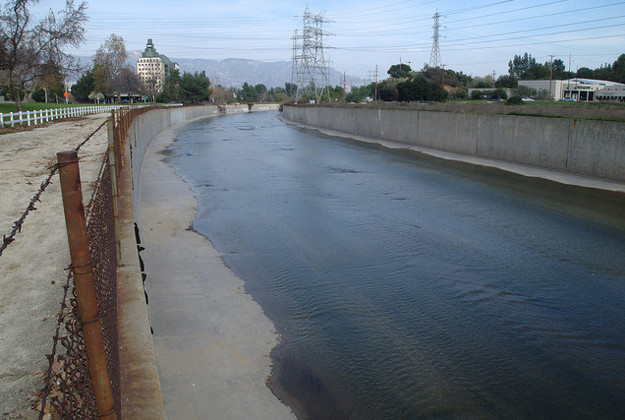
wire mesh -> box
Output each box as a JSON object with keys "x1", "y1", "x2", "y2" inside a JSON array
[
  {"x1": 39, "y1": 154, "x2": 120, "y2": 419},
  {"x1": 38, "y1": 106, "x2": 166, "y2": 418},
  {"x1": 87, "y1": 154, "x2": 120, "y2": 417}
]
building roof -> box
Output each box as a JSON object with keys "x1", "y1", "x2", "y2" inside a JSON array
[
  {"x1": 139, "y1": 39, "x2": 178, "y2": 76},
  {"x1": 565, "y1": 78, "x2": 625, "y2": 87},
  {"x1": 141, "y1": 39, "x2": 160, "y2": 58}
]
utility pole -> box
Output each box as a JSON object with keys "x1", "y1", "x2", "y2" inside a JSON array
[
  {"x1": 568, "y1": 54, "x2": 572, "y2": 94},
  {"x1": 375, "y1": 64, "x2": 378, "y2": 101},
  {"x1": 548, "y1": 54, "x2": 555, "y2": 100}
]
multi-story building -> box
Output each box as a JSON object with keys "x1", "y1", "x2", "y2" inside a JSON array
[{"x1": 136, "y1": 39, "x2": 179, "y2": 94}]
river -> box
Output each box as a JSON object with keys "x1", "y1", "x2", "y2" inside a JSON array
[{"x1": 166, "y1": 111, "x2": 625, "y2": 419}]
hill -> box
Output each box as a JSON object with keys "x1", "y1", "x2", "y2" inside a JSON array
[{"x1": 128, "y1": 52, "x2": 364, "y2": 89}]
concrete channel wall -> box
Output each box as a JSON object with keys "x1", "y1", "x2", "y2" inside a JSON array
[
  {"x1": 129, "y1": 104, "x2": 278, "y2": 208},
  {"x1": 119, "y1": 103, "x2": 278, "y2": 419},
  {"x1": 282, "y1": 105, "x2": 625, "y2": 183}
]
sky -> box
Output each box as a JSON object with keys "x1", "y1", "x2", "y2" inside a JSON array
[{"x1": 30, "y1": 0, "x2": 625, "y2": 84}]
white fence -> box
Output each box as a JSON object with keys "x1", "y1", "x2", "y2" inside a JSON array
[{"x1": 0, "y1": 105, "x2": 128, "y2": 128}]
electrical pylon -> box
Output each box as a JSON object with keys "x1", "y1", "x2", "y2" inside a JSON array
[
  {"x1": 429, "y1": 11, "x2": 442, "y2": 68},
  {"x1": 291, "y1": 6, "x2": 331, "y2": 103}
]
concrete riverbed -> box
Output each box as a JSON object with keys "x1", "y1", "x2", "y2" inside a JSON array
[{"x1": 135, "y1": 119, "x2": 295, "y2": 419}]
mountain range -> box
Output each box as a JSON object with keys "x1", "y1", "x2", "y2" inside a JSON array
[{"x1": 126, "y1": 51, "x2": 365, "y2": 89}]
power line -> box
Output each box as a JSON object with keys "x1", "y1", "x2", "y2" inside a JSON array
[
  {"x1": 332, "y1": 0, "x2": 439, "y2": 20},
  {"x1": 329, "y1": 0, "x2": 623, "y2": 39},
  {"x1": 332, "y1": 15, "x2": 625, "y2": 51},
  {"x1": 450, "y1": 1, "x2": 625, "y2": 31}
]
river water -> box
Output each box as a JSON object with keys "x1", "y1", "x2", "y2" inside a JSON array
[{"x1": 167, "y1": 111, "x2": 625, "y2": 419}]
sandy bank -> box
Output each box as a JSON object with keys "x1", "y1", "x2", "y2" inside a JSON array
[
  {"x1": 0, "y1": 115, "x2": 109, "y2": 418},
  {"x1": 135, "y1": 119, "x2": 295, "y2": 419}
]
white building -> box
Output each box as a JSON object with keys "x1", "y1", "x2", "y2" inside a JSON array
[
  {"x1": 518, "y1": 78, "x2": 625, "y2": 102},
  {"x1": 136, "y1": 39, "x2": 179, "y2": 94},
  {"x1": 596, "y1": 84, "x2": 625, "y2": 102}
]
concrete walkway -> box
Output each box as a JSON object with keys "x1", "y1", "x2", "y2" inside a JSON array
[{"x1": 136, "y1": 122, "x2": 295, "y2": 420}]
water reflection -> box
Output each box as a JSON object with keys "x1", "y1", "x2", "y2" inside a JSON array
[{"x1": 169, "y1": 111, "x2": 625, "y2": 419}]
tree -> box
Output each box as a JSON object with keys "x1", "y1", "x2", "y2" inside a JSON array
[
  {"x1": 396, "y1": 77, "x2": 448, "y2": 102},
  {"x1": 454, "y1": 71, "x2": 473, "y2": 88},
  {"x1": 495, "y1": 75, "x2": 518, "y2": 89},
  {"x1": 453, "y1": 89, "x2": 468, "y2": 100},
  {"x1": 323, "y1": 85, "x2": 345, "y2": 102},
  {"x1": 32, "y1": 81, "x2": 63, "y2": 102},
  {"x1": 93, "y1": 34, "x2": 130, "y2": 102},
  {"x1": 156, "y1": 70, "x2": 211, "y2": 104},
  {"x1": 156, "y1": 68, "x2": 181, "y2": 103},
  {"x1": 180, "y1": 71, "x2": 211, "y2": 104},
  {"x1": 143, "y1": 76, "x2": 159, "y2": 103},
  {"x1": 272, "y1": 91, "x2": 288, "y2": 102},
  {"x1": 35, "y1": 61, "x2": 65, "y2": 102},
  {"x1": 491, "y1": 88, "x2": 508, "y2": 100},
  {"x1": 387, "y1": 63, "x2": 412, "y2": 79},
  {"x1": 548, "y1": 58, "x2": 567, "y2": 79},
  {"x1": 284, "y1": 82, "x2": 297, "y2": 99},
  {"x1": 471, "y1": 76, "x2": 494, "y2": 89},
  {"x1": 378, "y1": 78, "x2": 399, "y2": 101},
  {"x1": 470, "y1": 90, "x2": 483, "y2": 100},
  {"x1": 612, "y1": 54, "x2": 625, "y2": 83},
  {"x1": 576, "y1": 67, "x2": 594, "y2": 78},
  {"x1": 508, "y1": 52, "x2": 534, "y2": 79},
  {"x1": 210, "y1": 85, "x2": 232, "y2": 104},
  {"x1": 238, "y1": 82, "x2": 257, "y2": 102},
  {"x1": 345, "y1": 85, "x2": 365, "y2": 103},
  {"x1": 515, "y1": 85, "x2": 536, "y2": 98},
  {"x1": 508, "y1": 52, "x2": 550, "y2": 80},
  {"x1": 117, "y1": 67, "x2": 143, "y2": 99},
  {"x1": 254, "y1": 83, "x2": 268, "y2": 102},
  {"x1": 0, "y1": 0, "x2": 87, "y2": 110}
]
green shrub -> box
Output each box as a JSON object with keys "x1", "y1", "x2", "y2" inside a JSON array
[
  {"x1": 470, "y1": 90, "x2": 482, "y2": 100},
  {"x1": 505, "y1": 95, "x2": 523, "y2": 105},
  {"x1": 454, "y1": 89, "x2": 468, "y2": 99}
]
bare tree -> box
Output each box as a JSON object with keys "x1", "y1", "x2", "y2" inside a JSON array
[
  {"x1": 143, "y1": 75, "x2": 158, "y2": 103},
  {"x1": 210, "y1": 85, "x2": 233, "y2": 104},
  {"x1": 0, "y1": 0, "x2": 87, "y2": 110},
  {"x1": 93, "y1": 34, "x2": 130, "y2": 103},
  {"x1": 117, "y1": 66, "x2": 142, "y2": 102}
]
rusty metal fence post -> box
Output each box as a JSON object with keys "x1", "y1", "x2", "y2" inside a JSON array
[
  {"x1": 57, "y1": 151, "x2": 117, "y2": 420},
  {"x1": 107, "y1": 118, "x2": 123, "y2": 264}
]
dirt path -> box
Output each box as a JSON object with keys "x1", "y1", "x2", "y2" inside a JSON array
[{"x1": 0, "y1": 115, "x2": 109, "y2": 418}]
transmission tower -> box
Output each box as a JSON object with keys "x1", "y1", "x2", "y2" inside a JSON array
[
  {"x1": 429, "y1": 11, "x2": 442, "y2": 68},
  {"x1": 291, "y1": 6, "x2": 332, "y2": 102}
]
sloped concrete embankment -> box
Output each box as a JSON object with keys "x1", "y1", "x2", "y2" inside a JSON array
[
  {"x1": 282, "y1": 105, "x2": 625, "y2": 184},
  {"x1": 119, "y1": 103, "x2": 281, "y2": 418}
]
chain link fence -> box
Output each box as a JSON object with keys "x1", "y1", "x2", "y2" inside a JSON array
[
  {"x1": 35, "y1": 106, "x2": 166, "y2": 418},
  {"x1": 38, "y1": 153, "x2": 120, "y2": 419}
]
